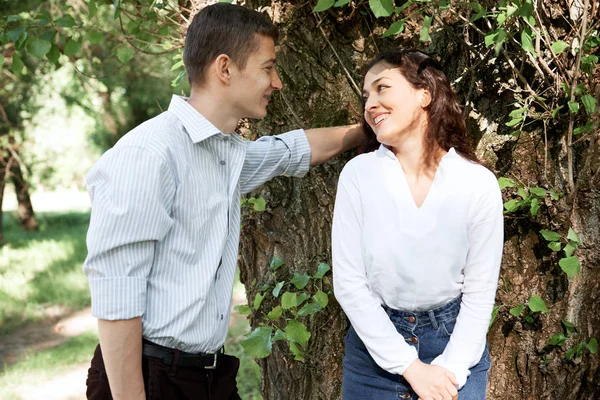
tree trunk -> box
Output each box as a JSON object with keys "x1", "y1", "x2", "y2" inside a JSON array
[
  {"x1": 194, "y1": 2, "x2": 600, "y2": 399},
  {"x1": 0, "y1": 154, "x2": 8, "y2": 244},
  {"x1": 10, "y1": 156, "x2": 37, "y2": 232}
]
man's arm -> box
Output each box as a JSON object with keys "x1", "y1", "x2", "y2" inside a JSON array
[
  {"x1": 98, "y1": 318, "x2": 145, "y2": 399},
  {"x1": 305, "y1": 124, "x2": 363, "y2": 165}
]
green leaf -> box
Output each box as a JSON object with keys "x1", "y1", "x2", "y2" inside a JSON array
[
  {"x1": 551, "y1": 40, "x2": 569, "y2": 54},
  {"x1": 469, "y1": 2, "x2": 486, "y2": 22},
  {"x1": 530, "y1": 198, "x2": 540, "y2": 216},
  {"x1": 113, "y1": 0, "x2": 120, "y2": 18},
  {"x1": 581, "y1": 94, "x2": 596, "y2": 115},
  {"x1": 249, "y1": 197, "x2": 266, "y2": 211},
  {"x1": 270, "y1": 257, "x2": 284, "y2": 271},
  {"x1": 267, "y1": 305, "x2": 283, "y2": 320},
  {"x1": 0, "y1": 54, "x2": 4, "y2": 68},
  {"x1": 289, "y1": 341, "x2": 305, "y2": 361},
  {"x1": 530, "y1": 187, "x2": 546, "y2": 197},
  {"x1": 550, "y1": 188, "x2": 560, "y2": 200},
  {"x1": 563, "y1": 242, "x2": 576, "y2": 257},
  {"x1": 567, "y1": 228, "x2": 580, "y2": 244},
  {"x1": 171, "y1": 71, "x2": 185, "y2": 87},
  {"x1": 552, "y1": 105, "x2": 563, "y2": 118},
  {"x1": 488, "y1": 305, "x2": 499, "y2": 331},
  {"x1": 313, "y1": 262, "x2": 331, "y2": 279},
  {"x1": 89, "y1": 0, "x2": 98, "y2": 19},
  {"x1": 369, "y1": 0, "x2": 394, "y2": 18},
  {"x1": 11, "y1": 53, "x2": 24, "y2": 75},
  {"x1": 510, "y1": 305, "x2": 524, "y2": 317},
  {"x1": 240, "y1": 326, "x2": 273, "y2": 358},
  {"x1": 382, "y1": 20, "x2": 405, "y2": 38},
  {"x1": 509, "y1": 107, "x2": 527, "y2": 117},
  {"x1": 253, "y1": 292, "x2": 265, "y2": 310},
  {"x1": 284, "y1": 319, "x2": 311, "y2": 346},
  {"x1": 498, "y1": 177, "x2": 516, "y2": 189},
  {"x1": 273, "y1": 329, "x2": 287, "y2": 341},
  {"x1": 540, "y1": 230, "x2": 561, "y2": 242},
  {"x1": 116, "y1": 46, "x2": 135, "y2": 63},
  {"x1": 334, "y1": 0, "x2": 351, "y2": 6},
  {"x1": 562, "y1": 320, "x2": 576, "y2": 335},
  {"x1": 313, "y1": 290, "x2": 329, "y2": 308},
  {"x1": 568, "y1": 101, "x2": 580, "y2": 114},
  {"x1": 559, "y1": 256, "x2": 580, "y2": 277},
  {"x1": 565, "y1": 347, "x2": 576, "y2": 361},
  {"x1": 55, "y1": 14, "x2": 76, "y2": 28},
  {"x1": 272, "y1": 281, "x2": 285, "y2": 298},
  {"x1": 521, "y1": 28, "x2": 535, "y2": 55},
  {"x1": 86, "y1": 30, "x2": 103, "y2": 44},
  {"x1": 281, "y1": 292, "x2": 297, "y2": 309},
  {"x1": 503, "y1": 199, "x2": 521, "y2": 212},
  {"x1": 548, "y1": 241, "x2": 562, "y2": 252},
  {"x1": 170, "y1": 60, "x2": 184, "y2": 71},
  {"x1": 26, "y1": 38, "x2": 51, "y2": 59},
  {"x1": 574, "y1": 122, "x2": 594, "y2": 135},
  {"x1": 290, "y1": 272, "x2": 310, "y2": 290},
  {"x1": 7, "y1": 27, "x2": 25, "y2": 42},
  {"x1": 234, "y1": 304, "x2": 252, "y2": 316},
  {"x1": 298, "y1": 302, "x2": 322, "y2": 316},
  {"x1": 506, "y1": 117, "x2": 523, "y2": 127},
  {"x1": 313, "y1": 0, "x2": 335, "y2": 12},
  {"x1": 63, "y1": 38, "x2": 81, "y2": 57},
  {"x1": 586, "y1": 338, "x2": 598, "y2": 354},
  {"x1": 518, "y1": 187, "x2": 528, "y2": 199},
  {"x1": 528, "y1": 295, "x2": 549, "y2": 313},
  {"x1": 296, "y1": 292, "x2": 310, "y2": 306},
  {"x1": 420, "y1": 15, "x2": 432, "y2": 42},
  {"x1": 547, "y1": 333, "x2": 568, "y2": 346}
]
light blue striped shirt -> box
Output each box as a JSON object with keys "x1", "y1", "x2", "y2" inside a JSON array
[{"x1": 83, "y1": 95, "x2": 311, "y2": 352}]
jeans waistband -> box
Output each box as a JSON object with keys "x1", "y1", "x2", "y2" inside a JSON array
[{"x1": 382, "y1": 295, "x2": 461, "y2": 328}]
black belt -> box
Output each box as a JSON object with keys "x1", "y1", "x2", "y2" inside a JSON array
[{"x1": 142, "y1": 342, "x2": 223, "y2": 369}]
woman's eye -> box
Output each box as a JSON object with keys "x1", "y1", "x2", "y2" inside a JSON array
[{"x1": 377, "y1": 85, "x2": 388, "y2": 91}]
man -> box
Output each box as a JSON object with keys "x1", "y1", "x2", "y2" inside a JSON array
[{"x1": 83, "y1": 3, "x2": 361, "y2": 399}]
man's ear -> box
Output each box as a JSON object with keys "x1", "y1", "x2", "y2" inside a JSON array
[{"x1": 214, "y1": 54, "x2": 232, "y2": 85}]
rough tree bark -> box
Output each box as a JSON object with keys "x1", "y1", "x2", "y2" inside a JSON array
[
  {"x1": 10, "y1": 157, "x2": 38, "y2": 232},
  {"x1": 182, "y1": 1, "x2": 599, "y2": 399}
]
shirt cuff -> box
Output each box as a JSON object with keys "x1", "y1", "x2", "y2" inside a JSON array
[
  {"x1": 88, "y1": 277, "x2": 147, "y2": 320},
  {"x1": 431, "y1": 356, "x2": 470, "y2": 389},
  {"x1": 277, "y1": 129, "x2": 311, "y2": 177}
]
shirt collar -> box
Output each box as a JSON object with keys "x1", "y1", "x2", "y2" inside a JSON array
[
  {"x1": 167, "y1": 95, "x2": 223, "y2": 144},
  {"x1": 377, "y1": 144, "x2": 459, "y2": 162}
]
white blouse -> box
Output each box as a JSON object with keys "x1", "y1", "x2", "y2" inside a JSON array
[{"x1": 332, "y1": 145, "x2": 503, "y2": 388}]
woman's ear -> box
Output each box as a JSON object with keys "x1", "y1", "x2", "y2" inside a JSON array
[{"x1": 421, "y1": 89, "x2": 432, "y2": 108}]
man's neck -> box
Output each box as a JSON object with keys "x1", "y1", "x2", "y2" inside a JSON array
[{"x1": 187, "y1": 86, "x2": 239, "y2": 134}]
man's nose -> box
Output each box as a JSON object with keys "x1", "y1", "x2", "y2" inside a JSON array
[{"x1": 272, "y1": 70, "x2": 283, "y2": 90}]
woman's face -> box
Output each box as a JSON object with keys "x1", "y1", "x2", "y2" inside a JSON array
[{"x1": 362, "y1": 62, "x2": 429, "y2": 148}]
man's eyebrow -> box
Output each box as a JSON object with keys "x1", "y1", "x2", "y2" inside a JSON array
[{"x1": 262, "y1": 58, "x2": 277, "y2": 65}]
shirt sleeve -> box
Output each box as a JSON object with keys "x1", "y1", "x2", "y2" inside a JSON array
[
  {"x1": 332, "y1": 163, "x2": 419, "y2": 375},
  {"x1": 239, "y1": 129, "x2": 311, "y2": 195},
  {"x1": 83, "y1": 146, "x2": 176, "y2": 321},
  {"x1": 431, "y1": 172, "x2": 504, "y2": 388}
]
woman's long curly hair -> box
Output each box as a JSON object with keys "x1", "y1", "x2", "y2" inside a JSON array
[{"x1": 361, "y1": 49, "x2": 478, "y2": 169}]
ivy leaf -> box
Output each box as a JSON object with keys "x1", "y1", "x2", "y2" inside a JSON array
[
  {"x1": 273, "y1": 329, "x2": 287, "y2": 341},
  {"x1": 567, "y1": 228, "x2": 580, "y2": 244},
  {"x1": 86, "y1": 30, "x2": 103, "y2": 44},
  {"x1": 89, "y1": 0, "x2": 98, "y2": 19},
  {"x1": 540, "y1": 230, "x2": 561, "y2": 242},
  {"x1": 313, "y1": 0, "x2": 335, "y2": 12},
  {"x1": 382, "y1": 20, "x2": 405, "y2": 37},
  {"x1": 253, "y1": 292, "x2": 265, "y2": 310},
  {"x1": 289, "y1": 341, "x2": 305, "y2": 361},
  {"x1": 234, "y1": 304, "x2": 252, "y2": 316},
  {"x1": 26, "y1": 38, "x2": 51, "y2": 59},
  {"x1": 313, "y1": 262, "x2": 331, "y2": 279},
  {"x1": 503, "y1": 199, "x2": 521, "y2": 212},
  {"x1": 116, "y1": 46, "x2": 135, "y2": 63},
  {"x1": 296, "y1": 292, "x2": 310, "y2": 306},
  {"x1": 469, "y1": 2, "x2": 486, "y2": 22},
  {"x1": 291, "y1": 272, "x2": 310, "y2": 290},
  {"x1": 574, "y1": 122, "x2": 594, "y2": 135},
  {"x1": 528, "y1": 295, "x2": 549, "y2": 313},
  {"x1": 530, "y1": 187, "x2": 546, "y2": 197},
  {"x1": 270, "y1": 257, "x2": 284, "y2": 271},
  {"x1": 581, "y1": 94, "x2": 596, "y2": 115},
  {"x1": 509, "y1": 305, "x2": 524, "y2": 317},
  {"x1": 240, "y1": 326, "x2": 273, "y2": 358},
  {"x1": 547, "y1": 333, "x2": 568, "y2": 346},
  {"x1": 587, "y1": 338, "x2": 598, "y2": 354},
  {"x1": 281, "y1": 292, "x2": 298, "y2": 309},
  {"x1": 313, "y1": 290, "x2": 329, "y2": 308},
  {"x1": 335, "y1": 0, "x2": 351, "y2": 6},
  {"x1": 568, "y1": 101, "x2": 580, "y2": 114},
  {"x1": 562, "y1": 320, "x2": 576, "y2": 335},
  {"x1": 267, "y1": 305, "x2": 283, "y2": 320},
  {"x1": 7, "y1": 27, "x2": 25, "y2": 42},
  {"x1": 11, "y1": 53, "x2": 24, "y2": 75},
  {"x1": 506, "y1": 117, "x2": 523, "y2": 127},
  {"x1": 559, "y1": 256, "x2": 580, "y2": 277},
  {"x1": 547, "y1": 241, "x2": 562, "y2": 252},
  {"x1": 498, "y1": 177, "x2": 516, "y2": 189},
  {"x1": 550, "y1": 189, "x2": 560, "y2": 200},
  {"x1": 419, "y1": 15, "x2": 432, "y2": 42},
  {"x1": 563, "y1": 242, "x2": 576, "y2": 257},
  {"x1": 369, "y1": 0, "x2": 394, "y2": 18},
  {"x1": 284, "y1": 319, "x2": 311, "y2": 346},
  {"x1": 272, "y1": 281, "x2": 285, "y2": 298},
  {"x1": 521, "y1": 28, "x2": 535, "y2": 55},
  {"x1": 298, "y1": 302, "x2": 322, "y2": 316},
  {"x1": 517, "y1": 187, "x2": 528, "y2": 199},
  {"x1": 55, "y1": 14, "x2": 76, "y2": 27},
  {"x1": 64, "y1": 38, "x2": 81, "y2": 57},
  {"x1": 551, "y1": 40, "x2": 569, "y2": 54},
  {"x1": 249, "y1": 197, "x2": 266, "y2": 211},
  {"x1": 530, "y1": 198, "x2": 540, "y2": 216}
]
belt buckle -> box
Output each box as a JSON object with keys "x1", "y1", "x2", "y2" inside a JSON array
[{"x1": 204, "y1": 352, "x2": 217, "y2": 369}]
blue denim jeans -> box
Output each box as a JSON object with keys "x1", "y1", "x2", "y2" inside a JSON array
[{"x1": 342, "y1": 296, "x2": 491, "y2": 400}]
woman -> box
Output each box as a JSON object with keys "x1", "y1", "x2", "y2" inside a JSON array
[{"x1": 332, "y1": 49, "x2": 503, "y2": 400}]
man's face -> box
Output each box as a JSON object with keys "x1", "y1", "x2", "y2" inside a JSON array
[{"x1": 229, "y1": 35, "x2": 283, "y2": 119}]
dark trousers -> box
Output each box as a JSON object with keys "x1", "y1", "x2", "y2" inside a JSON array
[{"x1": 86, "y1": 343, "x2": 242, "y2": 400}]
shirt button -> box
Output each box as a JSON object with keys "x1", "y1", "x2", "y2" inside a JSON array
[
  {"x1": 220, "y1": 314, "x2": 224, "y2": 320},
  {"x1": 408, "y1": 316, "x2": 416, "y2": 323},
  {"x1": 411, "y1": 336, "x2": 418, "y2": 344},
  {"x1": 220, "y1": 160, "x2": 226, "y2": 165}
]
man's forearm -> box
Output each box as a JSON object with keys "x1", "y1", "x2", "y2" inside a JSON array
[
  {"x1": 98, "y1": 317, "x2": 145, "y2": 400},
  {"x1": 305, "y1": 123, "x2": 363, "y2": 165}
]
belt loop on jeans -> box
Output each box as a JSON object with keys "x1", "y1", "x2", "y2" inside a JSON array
[
  {"x1": 169, "y1": 348, "x2": 180, "y2": 376},
  {"x1": 428, "y1": 310, "x2": 439, "y2": 329}
]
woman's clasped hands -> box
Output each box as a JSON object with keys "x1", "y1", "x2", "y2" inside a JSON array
[{"x1": 403, "y1": 359, "x2": 459, "y2": 400}]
